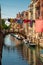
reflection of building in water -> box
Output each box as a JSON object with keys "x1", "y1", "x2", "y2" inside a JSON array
[
  {"x1": 15, "y1": 45, "x2": 24, "y2": 59},
  {"x1": 23, "y1": 43, "x2": 28, "y2": 60},
  {"x1": 22, "y1": 43, "x2": 43, "y2": 65},
  {"x1": 40, "y1": 48, "x2": 43, "y2": 63},
  {"x1": 27, "y1": 48, "x2": 32, "y2": 64},
  {"x1": 32, "y1": 49, "x2": 36, "y2": 65},
  {"x1": 27, "y1": 47, "x2": 37, "y2": 65},
  {"x1": 36, "y1": 46, "x2": 40, "y2": 58}
]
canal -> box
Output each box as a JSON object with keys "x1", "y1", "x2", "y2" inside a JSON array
[{"x1": 1, "y1": 34, "x2": 43, "y2": 65}]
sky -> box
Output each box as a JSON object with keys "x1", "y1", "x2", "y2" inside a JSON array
[{"x1": 0, "y1": 0, "x2": 31, "y2": 18}]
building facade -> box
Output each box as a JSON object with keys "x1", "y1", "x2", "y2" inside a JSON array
[{"x1": 28, "y1": 0, "x2": 43, "y2": 20}]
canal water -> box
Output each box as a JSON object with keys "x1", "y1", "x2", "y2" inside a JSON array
[{"x1": 1, "y1": 34, "x2": 43, "y2": 65}]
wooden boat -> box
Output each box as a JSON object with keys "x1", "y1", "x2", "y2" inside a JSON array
[{"x1": 11, "y1": 33, "x2": 23, "y2": 40}]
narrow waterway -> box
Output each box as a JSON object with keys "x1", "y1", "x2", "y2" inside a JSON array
[
  {"x1": 2, "y1": 35, "x2": 29, "y2": 65},
  {"x1": 1, "y1": 34, "x2": 43, "y2": 65}
]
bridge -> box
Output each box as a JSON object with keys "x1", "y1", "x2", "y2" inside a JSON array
[
  {"x1": 0, "y1": 30, "x2": 27, "y2": 59},
  {"x1": 3, "y1": 31, "x2": 27, "y2": 39}
]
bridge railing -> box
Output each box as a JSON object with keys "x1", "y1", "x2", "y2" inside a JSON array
[{"x1": 4, "y1": 30, "x2": 27, "y2": 39}]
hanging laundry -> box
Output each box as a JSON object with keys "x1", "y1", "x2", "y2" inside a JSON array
[
  {"x1": 35, "y1": 19, "x2": 43, "y2": 33},
  {"x1": 30, "y1": 20, "x2": 35, "y2": 27},
  {"x1": 23, "y1": 19, "x2": 30, "y2": 23}
]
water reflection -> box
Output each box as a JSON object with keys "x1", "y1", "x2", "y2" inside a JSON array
[
  {"x1": 1, "y1": 34, "x2": 43, "y2": 65},
  {"x1": 23, "y1": 43, "x2": 43, "y2": 65},
  {"x1": 2, "y1": 35, "x2": 29, "y2": 65}
]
